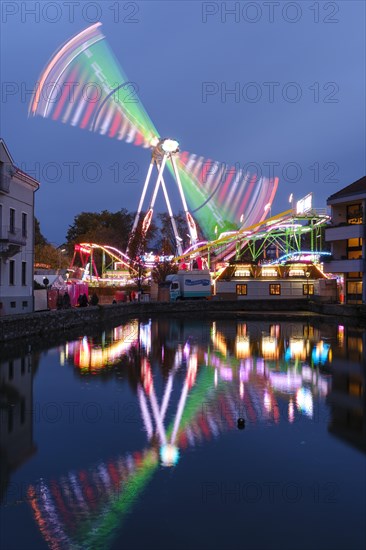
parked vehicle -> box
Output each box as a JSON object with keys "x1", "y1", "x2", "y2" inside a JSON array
[{"x1": 166, "y1": 270, "x2": 211, "y2": 301}]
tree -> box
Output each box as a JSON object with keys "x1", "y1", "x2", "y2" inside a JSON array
[
  {"x1": 66, "y1": 209, "x2": 158, "y2": 262},
  {"x1": 34, "y1": 217, "x2": 47, "y2": 246},
  {"x1": 66, "y1": 209, "x2": 134, "y2": 252},
  {"x1": 156, "y1": 211, "x2": 205, "y2": 254},
  {"x1": 151, "y1": 261, "x2": 178, "y2": 284},
  {"x1": 34, "y1": 217, "x2": 69, "y2": 270},
  {"x1": 34, "y1": 243, "x2": 69, "y2": 270},
  {"x1": 127, "y1": 224, "x2": 148, "y2": 290}
]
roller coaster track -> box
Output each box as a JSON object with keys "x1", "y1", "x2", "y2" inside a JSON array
[
  {"x1": 175, "y1": 208, "x2": 330, "y2": 264},
  {"x1": 72, "y1": 243, "x2": 139, "y2": 276}
]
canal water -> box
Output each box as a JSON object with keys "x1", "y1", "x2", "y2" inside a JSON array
[{"x1": 1, "y1": 317, "x2": 365, "y2": 550}]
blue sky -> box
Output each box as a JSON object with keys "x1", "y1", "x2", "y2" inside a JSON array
[{"x1": 1, "y1": 1, "x2": 365, "y2": 244}]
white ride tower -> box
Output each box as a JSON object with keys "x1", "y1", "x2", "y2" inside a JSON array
[{"x1": 128, "y1": 138, "x2": 199, "y2": 256}]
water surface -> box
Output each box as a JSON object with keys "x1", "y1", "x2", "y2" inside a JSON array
[{"x1": 1, "y1": 317, "x2": 365, "y2": 550}]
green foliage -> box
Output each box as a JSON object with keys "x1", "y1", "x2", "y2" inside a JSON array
[
  {"x1": 33, "y1": 218, "x2": 69, "y2": 269},
  {"x1": 156, "y1": 211, "x2": 204, "y2": 253},
  {"x1": 34, "y1": 217, "x2": 47, "y2": 246},
  {"x1": 66, "y1": 209, "x2": 134, "y2": 251},
  {"x1": 35, "y1": 243, "x2": 69, "y2": 269}
]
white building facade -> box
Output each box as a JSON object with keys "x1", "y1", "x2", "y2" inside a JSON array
[
  {"x1": 0, "y1": 139, "x2": 40, "y2": 315},
  {"x1": 324, "y1": 177, "x2": 366, "y2": 304}
]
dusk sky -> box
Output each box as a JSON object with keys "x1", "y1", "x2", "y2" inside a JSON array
[{"x1": 1, "y1": 1, "x2": 365, "y2": 245}]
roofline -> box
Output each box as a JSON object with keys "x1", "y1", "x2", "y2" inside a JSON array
[
  {"x1": 15, "y1": 167, "x2": 40, "y2": 189},
  {"x1": 0, "y1": 138, "x2": 40, "y2": 189},
  {"x1": 327, "y1": 191, "x2": 366, "y2": 205},
  {"x1": 0, "y1": 138, "x2": 16, "y2": 165}
]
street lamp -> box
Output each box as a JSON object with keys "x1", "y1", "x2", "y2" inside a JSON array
[
  {"x1": 306, "y1": 271, "x2": 310, "y2": 303},
  {"x1": 58, "y1": 248, "x2": 66, "y2": 271}
]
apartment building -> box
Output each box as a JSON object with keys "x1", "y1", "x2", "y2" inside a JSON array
[
  {"x1": 0, "y1": 139, "x2": 40, "y2": 315},
  {"x1": 324, "y1": 176, "x2": 366, "y2": 304}
]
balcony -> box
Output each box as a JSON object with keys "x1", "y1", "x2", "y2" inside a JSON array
[
  {"x1": 0, "y1": 226, "x2": 26, "y2": 258},
  {"x1": 323, "y1": 258, "x2": 364, "y2": 274},
  {"x1": 325, "y1": 224, "x2": 364, "y2": 242}
]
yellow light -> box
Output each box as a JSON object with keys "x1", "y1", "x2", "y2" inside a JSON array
[
  {"x1": 262, "y1": 336, "x2": 278, "y2": 359},
  {"x1": 262, "y1": 268, "x2": 278, "y2": 277},
  {"x1": 236, "y1": 336, "x2": 250, "y2": 358},
  {"x1": 213, "y1": 330, "x2": 227, "y2": 356},
  {"x1": 289, "y1": 338, "x2": 306, "y2": 360}
]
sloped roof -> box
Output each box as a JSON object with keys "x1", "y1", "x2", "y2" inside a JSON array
[
  {"x1": 0, "y1": 138, "x2": 15, "y2": 165},
  {"x1": 327, "y1": 176, "x2": 366, "y2": 202},
  {"x1": 0, "y1": 138, "x2": 40, "y2": 188}
]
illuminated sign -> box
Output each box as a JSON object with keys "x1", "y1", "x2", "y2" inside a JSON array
[{"x1": 296, "y1": 193, "x2": 313, "y2": 214}]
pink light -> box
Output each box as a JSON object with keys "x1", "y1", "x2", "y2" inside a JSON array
[{"x1": 220, "y1": 367, "x2": 233, "y2": 381}]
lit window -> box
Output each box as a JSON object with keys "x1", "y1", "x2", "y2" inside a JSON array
[
  {"x1": 236, "y1": 284, "x2": 247, "y2": 296},
  {"x1": 262, "y1": 269, "x2": 278, "y2": 277},
  {"x1": 235, "y1": 269, "x2": 251, "y2": 277},
  {"x1": 348, "y1": 238, "x2": 362, "y2": 248},
  {"x1": 347, "y1": 204, "x2": 363, "y2": 224},
  {"x1": 269, "y1": 284, "x2": 281, "y2": 295},
  {"x1": 348, "y1": 250, "x2": 362, "y2": 260},
  {"x1": 303, "y1": 284, "x2": 314, "y2": 295},
  {"x1": 289, "y1": 269, "x2": 305, "y2": 277}
]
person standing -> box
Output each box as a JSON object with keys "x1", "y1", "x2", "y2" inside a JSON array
[{"x1": 90, "y1": 292, "x2": 99, "y2": 306}]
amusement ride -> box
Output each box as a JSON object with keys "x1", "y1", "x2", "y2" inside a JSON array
[{"x1": 29, "y1": 23, "x2": 284, "y2": 278}]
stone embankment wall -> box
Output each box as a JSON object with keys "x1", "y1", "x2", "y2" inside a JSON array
[{"x1": 1, "y1": 300, "x2": 365, "y2": 344}]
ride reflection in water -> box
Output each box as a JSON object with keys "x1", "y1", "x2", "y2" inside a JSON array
[{"x1": 21, "y1": 318, "x2": 365, "y2": 550}]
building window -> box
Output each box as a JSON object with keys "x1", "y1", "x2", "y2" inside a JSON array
[
  {"x1": 347, "y1": 203, "x2": 363, "y2": 225},
  {"x1": 8, "y1": 408, "x2": 13, "y2": 433},
  {"x1": 303, "y1": 284, "x2": 314, "y2": 295},
  {"x1": 236, "y1": 284, "x2": 247, "y2": 296},
  {"x1": 22, "y1": 212, "x2": 27, "y2": 237},
  {"x1": 22, "y1": 300, "x2": 28, "y2": 308},
  {"x1": 235, "y1": 269, "x2": 251, "y2": 277},
  {"x1": 347, "y1": 237, "x2": 363, "y2": 260},
  {"x1": 269, "y1": 284, "x2": 281, "y2": 295},
  {"x1": 348, "y1": 238, "x2": 362, "y2": 248},
  {"x1": 9, "y1": 207, "x2": 15, "y2": 233},
  {"x1": 262, "y1": 269, "x2": 278, "y2": 277},
  {"x1": 20, "y1": 399, "x2": 26, "y2": 425},
  {"x1": 21, "y1": 261, "x2": 26, "y2": 286},
  {"x1": 9, "y1": 259, "x2": 15, "y2": 285},
  {"x1": 347, "y1": 281, "x2": 362, "y2": 304},
  {"x1": 348, "y1": 250, "x2": 363, "y2": 260},
  {"x1": 9, "y1": 360, "x2": 14, "y2": 380},
  {"x1": 289, "y1": 269, "x2": 305, "y2": 277},
  {"x1": 10, "y1": 301, "x2": 16, "y2": 308}
]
